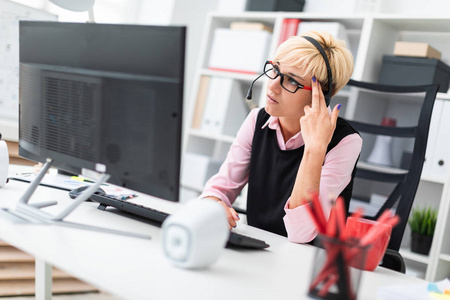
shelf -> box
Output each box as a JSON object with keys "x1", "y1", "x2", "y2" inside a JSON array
[
  {"x1": 437, "y1": 92, "x2": 450, "y2": 100},
  {"x1": 374, "y1": 16, "x2": 450, "y2": 32},
  {"x1": 440, "y1": 253, "x2": 450, "y2": 263},
  {"x1": 420, "y1": 174, "x2": 446, "y2": 184},
  {"x1": 275, "y1": 12, "x2": 366, "y2": 28},
  {"x1": 400, "y1": 248, "x2": 430, "y2": 264},
  {"x1": 200, "y1": 68, "x2": 261, "y2": 82},
  {"x1": 188, "y1": 128, "x2": 235, "y2": 144},
  {"x1": 187, "y1": 12, "x2": 450, "y2": 282},
  {"x1": 357, "y1": 161, "x2": 408, "y2": 175},
  {"x1": 210, "y1": 11, "x2": 278, "y2": 21}
]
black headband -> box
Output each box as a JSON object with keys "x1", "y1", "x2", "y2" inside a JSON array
[{"x1": 302, "y1": 36, "x2": 333, "y2": 107}]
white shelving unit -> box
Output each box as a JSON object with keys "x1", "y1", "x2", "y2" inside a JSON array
[{"x1": 182, "y1": 11, "x2": 450, "y2": 281}]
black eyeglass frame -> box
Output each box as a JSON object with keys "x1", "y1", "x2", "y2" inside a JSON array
[{"x1": 263, "y1": 60, "x2": 313, "y2": 94}]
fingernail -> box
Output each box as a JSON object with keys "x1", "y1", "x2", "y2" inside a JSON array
[
  {"x1": 233, "y1": 225, "x2": 237, "y2": 228},
  {"x1": 312, "y1": 76, "x2": 316, "y2": 82},
  {"x1": 236, "y1": 215, "x2": 240, "y2": 220},
  {"x1": 337, "y1": 104, "x2": 342, "y2": 110}
]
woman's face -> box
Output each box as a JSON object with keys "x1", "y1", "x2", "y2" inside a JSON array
[{"x1": 265, "y1": 62, "x2": 313, "y2": 120}]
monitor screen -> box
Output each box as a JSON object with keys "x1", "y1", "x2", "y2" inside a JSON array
[{"x1": 19, "y1": 21, "x2": 185, "y2": 202}]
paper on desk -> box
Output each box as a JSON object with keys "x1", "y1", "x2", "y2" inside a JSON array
[
  {"x1": 376, "y1": 278, "x2": 450, "y2": 300},
  {"x1": 12, "y1": 172, "x2": 87, "y2": 190},
  {"x1": 10, "y1": 172, "x2": 138, "y2": 197}
]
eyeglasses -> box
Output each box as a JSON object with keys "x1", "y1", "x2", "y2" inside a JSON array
[{"x1": 263, "y1": 60, "x2": 312, "y2": 93}]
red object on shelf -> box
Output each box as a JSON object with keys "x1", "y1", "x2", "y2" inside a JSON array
[
  {"x1": 278, "y1": 19, "x2": 301, "y2": 46},
  {"x1": 381, "y1": 117, "x2": 396, "y2": 127}
]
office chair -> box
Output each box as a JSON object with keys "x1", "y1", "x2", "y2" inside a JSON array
[
  {"x1": 344, "y1": 79, "x2": 439, "y2": 272},
  {"x1": 232, "y1": 79, "x2": 438, "y2": 272}
]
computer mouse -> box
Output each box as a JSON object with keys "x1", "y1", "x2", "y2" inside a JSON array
[{"x1": 68, "y1": 185, "x2": 106, "y2": 200}]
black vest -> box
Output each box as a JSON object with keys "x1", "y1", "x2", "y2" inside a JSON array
[{"x1": 247, "y1": 109, "x2": 359, "y2": 236}]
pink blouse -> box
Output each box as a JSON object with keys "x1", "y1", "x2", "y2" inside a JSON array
[{"x1": 200, "y1": 108, "x2": 362, "y2": 243}]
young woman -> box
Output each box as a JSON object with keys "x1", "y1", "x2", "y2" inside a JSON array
[{"x1": 200, "y1": 31, "x2": 361, "y2": 243}]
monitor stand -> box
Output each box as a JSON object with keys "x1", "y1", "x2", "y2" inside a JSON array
[{"x1": 2, "y1": 158, "x2": 150, "y2": 239}]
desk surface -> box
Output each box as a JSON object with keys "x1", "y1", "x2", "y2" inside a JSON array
[{"x1": 0, "y1": 166, "x2": 425, "y2": 300}]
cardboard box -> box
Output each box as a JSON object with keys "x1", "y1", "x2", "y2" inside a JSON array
[
  {"x1": 378, "y1": 55, "x2": 450, "y2": 93},
  {"x1": 230, "y1": 22, "x2": 273, "y2": 33},
  {"x1": 393, "y1": 41, "x2": 441, "y2": 60}
]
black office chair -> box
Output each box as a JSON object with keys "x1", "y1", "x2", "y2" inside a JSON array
[{"x1": 344, "y1": 79, "x2": 439, "y2": 272}]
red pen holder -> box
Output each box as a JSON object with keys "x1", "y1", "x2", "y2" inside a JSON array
[
  {"x1": 346, "y1": 217, "x2": 392, "y2": 271},
  {"x1": 308, "y1": 235, "x2": 370, "y2": 300}
]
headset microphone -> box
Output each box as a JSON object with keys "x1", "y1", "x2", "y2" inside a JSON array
[{"x1": 246, "y1": 72, "x2": 265, "y2": 100}]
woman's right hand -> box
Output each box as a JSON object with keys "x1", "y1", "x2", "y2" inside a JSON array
[{"x1": 206, "y1": 196, "x2": 240, "y2": 229}]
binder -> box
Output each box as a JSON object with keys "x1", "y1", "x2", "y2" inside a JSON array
[
  {"x1": 429, "y1": 99, "x2": 450, "y2": 180},
  {"x1": 221, "y1": 82, "x2": 248, "y2": 136},
  {"x1": 181, "y1": 153, "x2": 222, "y2": 189},
  {"x1": 201, "y1": 77, "x2": 232, "y2": 135},
  {"x1": 191, "y1": 76, "x2": 210, "y2": 129},
  {"x1": 422, "y1": 99, "x2": 443, "y2": 178},
  {"x1": 201, "y1": 77, "x2": 246, "y2": 136},
  {"x1": 278, "y1": 18, "x2": 301, "y2": 45}
]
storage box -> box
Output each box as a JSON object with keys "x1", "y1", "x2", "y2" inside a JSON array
[
  {"x1": 208, "y1": 28, "x2": 272, "y2": 74},
  {"x1": 393, "y1": 41, "x2": 441, "y2": 60},
  {"x1": 378, "y1": 55, "x2": 450, "y2": 93},
  {"x1": 246, "y1": 0, "x2": 305, "y2": 12}
]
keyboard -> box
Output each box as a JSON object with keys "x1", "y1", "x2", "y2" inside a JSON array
[{"x1": 89, "y1": 193, "x2": 269, "y2": 249}]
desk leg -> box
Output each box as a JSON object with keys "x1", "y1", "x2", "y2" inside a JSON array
[{"x1": 35, "y1": 258, "x2": 52, "y2": 300}]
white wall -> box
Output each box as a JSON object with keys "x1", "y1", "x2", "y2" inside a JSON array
[
  {"x1": 379, "y1": 0, "x2": 450, "y2": 14},
  {"x1": 171, "y1": 0, "x2": 219, "y2": 115},
  {"x1": 9, "y1": 0, "x2": 144, "y2": 23},
  {"x1": 136, "y1": 0, "x2": 175, "y2": 25}
]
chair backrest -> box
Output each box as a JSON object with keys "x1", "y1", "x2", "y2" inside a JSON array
[{"x1": 345, "y1": 79, "x2": 439, "y2": 252}]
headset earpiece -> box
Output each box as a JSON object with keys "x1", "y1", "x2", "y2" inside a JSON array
[{"x1": 301, "y1": 36, "x2": 333, "y2": 107}]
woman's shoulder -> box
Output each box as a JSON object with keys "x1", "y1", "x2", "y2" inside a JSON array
[
  {"x1": 328, "y1": 118, "x2": 361, "y2": 151},
  {"x1": 334, "y1": 118, "x2": 363, "y2": 140}
]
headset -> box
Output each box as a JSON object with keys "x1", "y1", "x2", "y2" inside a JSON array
[{"x1": 247, "y1": 35, "x2": 333, "y2": 107}]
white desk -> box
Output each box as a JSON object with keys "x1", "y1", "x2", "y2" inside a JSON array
[{"x1": 0, "y1": 167, "x2": 425, "y2": 300}]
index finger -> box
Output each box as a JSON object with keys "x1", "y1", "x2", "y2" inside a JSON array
[{"x1": 311, "y1": 77, "x2": 325, "y2": 110}]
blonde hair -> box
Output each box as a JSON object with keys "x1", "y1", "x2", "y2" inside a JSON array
[{"x1": 273, "y1": 31, "x2": 354, "y2": 97}]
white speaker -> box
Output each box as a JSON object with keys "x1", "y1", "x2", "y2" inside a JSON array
[
  {"x1": 162, "y1": 198, "x2": 229, "y2": 269},
  {"x1": 0, "y1": 136, "x2": 9, "y2": 188}
]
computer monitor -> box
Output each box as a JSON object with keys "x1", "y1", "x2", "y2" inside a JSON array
[{"x1": 18, "y1": 21, "x2": 185, "y2": 202}]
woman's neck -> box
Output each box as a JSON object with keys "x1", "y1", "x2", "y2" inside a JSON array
[{"x1": 279, "y1": 117, "x2": 301, "y2": 143}]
